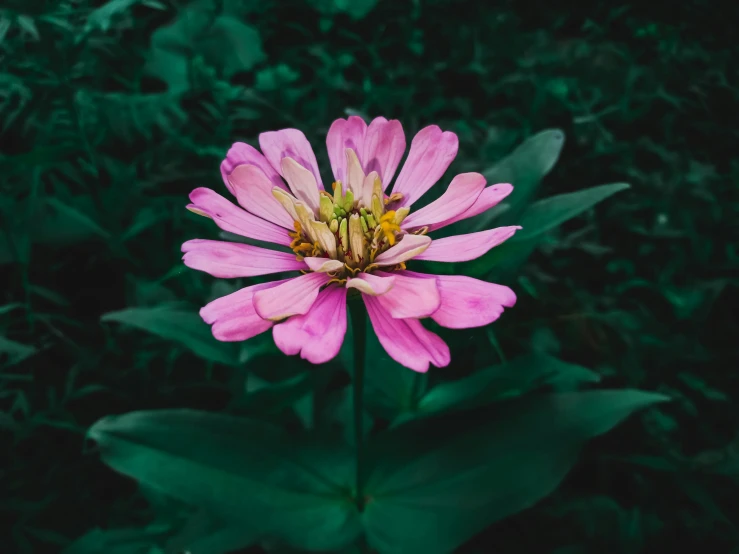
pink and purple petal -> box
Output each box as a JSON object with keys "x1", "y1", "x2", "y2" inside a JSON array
[
  {"x1": 182, "y1": 239, "x2": 306, "y2": 278},
  {"x1": 326, "y1": 116, "x2": 368, "y2": 185},
  {"x1": 428, "y1": 183, "x2": 514, "y2": 231},
  {"x1": 280, "y1": 157, "x2": 321, "y2": 214},
  {"x1": 200, "y1": 280, "x2": 289, "y2": 341},
  {"x1": 373, "y1": 271, "x2": 441, "y2": 319},
  {"x1": 253, "y1": 271, "x2": 330, "y2": 321},
  {"x1": 401, "y1": 172, "x2": 486, "y2": 231},
  {"x1": 187, "y1": 188, "x2": 291, "y2": 246},
  {"x1": 228, "y1": 164, "x2": 295, "y2": 229},
  {"x1": 414, "y1": 226, "x2": 521, "y2": 263},
  {"x1": 403, "y1": 272, "x2": 516, "y2": 329},
  {"x1": 259, "y1": 128, "x2": 324, "y2": 190},
  {"x1": 364, "y1": 295, "x2": 450, "y2": 373},
  {"x1": 391, "y1": 125, "x2": 459, "y2": 207},
  {"x1": 220, "y1": 142, "x2": 285, "y2": 194},
  {"x1": 273, "y1": 285, "x2": 347, "y2": 364},
  {"x1": 362, "y1": 117, "x2": 406, "y2": 188}
]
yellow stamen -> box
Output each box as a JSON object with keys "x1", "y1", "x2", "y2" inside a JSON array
[{"x1": 379, "y1": 211, "x2": 401, "y2": 246}]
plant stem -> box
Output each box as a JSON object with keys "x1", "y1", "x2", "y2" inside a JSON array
[{"x1": 349, "y1": 298, "x2": 367, "y2": 511}]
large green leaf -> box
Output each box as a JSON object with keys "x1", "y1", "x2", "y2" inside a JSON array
[
  {"x1": 361, "y1": 389, "x2": 669, "y2": 554},
  {"x1": 463, "y1": 183, "x2": 629, "y2": 280},
  {"x1": 463, "y1": 234, "x2": 542, "y2": 280},
  {"x1": 410, "y1": 353, "x2": 601, "y2": 420},
  {"x1": 513, "y1": 182, "x2": 630, "y2": 241},
  {"x1": 101, "y1": 306, "x2": 239, "y2": 366},
  {"x1": 88, "y1": 410, "x2": 362, "y2": 551},
  {"x1": 362, "y1": 312, "x2": 427, "y2": 421},
  {"x1": 482, "y1": 129, "x2": 565, "y2": 223},
  {"x1": 146, "y1": 5, "x2": 265, "y2": 93},
  {"x1": 0, "y1": 335, "x2": 37, "y2": 366},
  {"x1": 62, "y1": 527, "x2": 163, "y2": 554}
]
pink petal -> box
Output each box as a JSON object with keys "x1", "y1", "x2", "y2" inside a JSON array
[
  {"x1": 280, "y1": 157, "x2": 321, "y2": 214},
  {"x1": 403, "y1": 271, "x2": 516, "y2": 329},
  {"x1": 228, "y1": 164, "x2": 295, "y2": 229},
  {"x1": 220, "y1": 142, "x2": 285, "y2": 195},
  {"x1": 362, "y1": 117, "x2": 406, "y2": 188},
  {"x1": 414, "y1": 226, "x2": 521, "y2": 263},
  {"x1": 182, "y1": 239, "x2": 305, "y2": 278},
  {"x1": 391, "y1": 125, "x2": 459, "y2": 207},
  {"x1": 373, "y1": 271, "x2": 441, "y2": 319},
  {"x1": 253, "y1": 272, "x2": 330, "y2": 321},
  {"x1": 373, "y1": 234, "x2": 432, "y2": 267},
  {"x1": 429, "y1": 183, "x2": 514, "y2": 231},
  {"x1": 272, "y1": 285, "x2": 347, "y2": 364},
  {"x1": 187, "y1": 188, "x2": 291, "y2": 246},
  {"x1": 346, "y1": 272, "x2": 395, "y2": 295},
  {"x1": 364, "y1": 295, "x2": 450, "y2": 373},
  {"x1": 401, "y1": 172, "x2": 486, "y2": 231},
  {"x1": 200, "y1": 280, "x2": 289, "y2": 341},
  {"x1": 259, "y1": 129, "x2": 324, "y2": 190},
  {"x1": 326, "y1": 116, "x2": 368, "y2": 185}
]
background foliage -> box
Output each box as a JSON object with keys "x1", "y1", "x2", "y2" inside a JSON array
[{"x1": 1, "y1": 0, "x2": 737, "y2": 552}]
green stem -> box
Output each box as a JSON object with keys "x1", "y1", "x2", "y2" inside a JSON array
[{"x1": 349, "y1": 298, "x2": 367, "y2": 511}]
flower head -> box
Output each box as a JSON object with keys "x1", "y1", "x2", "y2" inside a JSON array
[{"x1": 184, "y1": 117, "x2": 520, "y2": 372}]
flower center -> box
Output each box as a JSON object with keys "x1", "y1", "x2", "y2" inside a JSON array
[{"x1": 288, "y1": 178, "x2": 411, "y2": 277}]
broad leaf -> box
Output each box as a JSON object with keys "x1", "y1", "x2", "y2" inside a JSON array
[
  {"x1": 85, "y1": 0, "x2": 140, "y2": 33},
  {"x1": 513, "y1": 182, "x2": 630, "y2": 241},
  {"x1": 46, "y1": 198, "x2": 111, "y2": 240},
  {"x1": 0, "y1": 335, "x2": 37, "y2": 365},
  {"x1": 101, "y1": 306, "x2": 239, "y2": 366},
  {"x1": 411, "y1": 353, "x2": 601, "y2": 420},
  {"x1": 362, "y1": 389, "x2": 669, "y2": 554},
  {"x1": 482, "y1": 129, "x2": 565, "y2": 223},
  {"x1": 146, "y1": 6, "x2": 264, "y2": 93},
  {"x1": 464, "y1": 234, "x2": 542, "y2": 280},
  {"x1": 362, "y1": 312, "x2": 427, "y2": 420},
  {"x1": 200, "y1": 16, "x2": 265, "y2": 78},
  {"x1": 62, "y1": 527, "x2": 164, "y2": 554},
  {"x1": 88, "y1": 410, "x2": 361, "y2": 551}
]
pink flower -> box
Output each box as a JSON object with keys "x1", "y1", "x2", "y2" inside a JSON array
[{"x1": 183, "y1": 117, "x2": 520, "y2": 372}]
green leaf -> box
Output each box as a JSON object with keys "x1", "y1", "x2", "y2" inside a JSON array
[
  {"x1": 363, "y1": 313, "x2": 427, "y2": 420},
  {"x1": 88, "y1": 410, "x2": 361, "y2": 551},
  {"x1": 463, "y1": 234, "x2": 542, "y2": 280},
  {"x1": 46, "y1": 198, "x2": 111, "y2": 240},
  {"x1": 85, "y1": 0, "x2": 140, "y2": 33},
  {"x1": 62, "y1": 527, "x2": 164, "y2": 554},
  {"x1": 146, "y1": 7, "x2": 264, "y2": 93},
  {"x1": 201, "y1": 16, "x2": 265, "y2": 78},
  {"x1": 308, "y1": 0, "x2": 379, "y2": 19},
  {"x1": 513, "y1": 183, "x2": 630, "y2": 241},
  {"x1": 483, "y1": 129, "x2": 565, "y2": 222},
  {"x1": 234, "y1": 370, "x2": 330, "y2": 415},
  {"x1": 0, "y1": 335, "x2": 37, "y2": 365},
  {"x1": 408, "y1": 353, "x2": 600, "y2": 421},
  {"x1": 165, "y1": 510, "x2": 261, "y2": 554},
  {"x1": 362, "y1": 389, "x2": 669, "y2": 554},
  {"x1": 101, "y1": 306, "x2": 239, "y2": 366},
  {"x1": 146, "y1": 48, "x2": 190, "y2": 95}
]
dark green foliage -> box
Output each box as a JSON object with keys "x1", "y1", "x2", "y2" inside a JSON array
[{"x1": 1, "y1": 0, "x2": 736, "y2": 553}]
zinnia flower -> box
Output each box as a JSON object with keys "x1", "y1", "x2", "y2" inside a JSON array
[{"x1": 183, "y1": 117, "x2": 519, "y2": 372}]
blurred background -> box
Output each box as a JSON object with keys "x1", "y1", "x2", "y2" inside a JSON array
[{"x1": 1, "y1": 0, "x2": 738, "y2": 552}]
